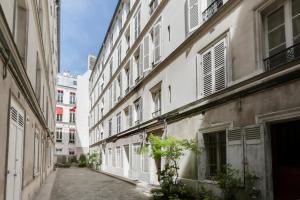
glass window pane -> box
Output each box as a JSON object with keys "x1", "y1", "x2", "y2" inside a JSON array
[
  {"x1": 293, "y1": 15, "x2": 300, "y2": 41},
  {"x1": 268, "y1": 25, "x2": 286, "y2": 52},
  {"x1": 292, "y1": 0, "x2": 300, "y2": 17},
  {"x1": 267, "y1": 7, "x2": 285, "y2": 31}
]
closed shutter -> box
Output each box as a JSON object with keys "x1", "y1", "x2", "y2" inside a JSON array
[
  {"x1": 200, "y1": 38, "x2": 227, "y2": 98},
  {"x1": 113, "y1": 81, "x2": 116, "y2": 104},
  {"x1": 214, "y1": 39, "x2": 226, "y2": 92},
  {"x1": 154, "y1": 23, "x2": 161, "y2": 63},
  {"x1": 144, "y1": 35, "x2": 150, "y2": 71},
  {"x1": 227, "y1": 128, "x2": 244, "y2": 179},
  {"x1": 139, "y1": 44, "x2": 144, "y2": 77},
  {"x1": 129, "y1": 105, "x2": 133, "y2": 126},
  {"x1": 129, "y1": 59, "x2": 133, "y2": 86},
  {"x1": 188, "y1": 0, "x2": 199, "y2": 32},
  {"x1": 201, "y1": 50, "x2": 213, "y2": 97}
]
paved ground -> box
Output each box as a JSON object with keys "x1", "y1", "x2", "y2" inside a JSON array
[{"x1": 50, "y1": 168, "x2": 150, "y2": 200}]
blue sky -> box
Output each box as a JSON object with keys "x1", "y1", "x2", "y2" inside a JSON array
[{"x1": 60, "y1": 0, "x2": 118, "y2": 75}]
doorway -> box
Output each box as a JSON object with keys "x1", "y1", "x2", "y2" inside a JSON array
[
  {"x1": 270, "y1": 120, "x2": 300, "y2": 200},
  {"x1": 6, "y1": 98, "x2": 25, "y2": 200},
  {"x1": 123, "y1": 145, "x2": 130, "y2": 177}
]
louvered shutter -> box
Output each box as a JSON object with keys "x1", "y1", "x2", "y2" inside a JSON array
[
  {"x1": 129, "y1": 59, "x2": 133, "y2": 86},
  {"x1": 188, "y1": 0, "x2": 199, "y2": 31},
  {"x1": 213, "y1": 39, "x2": 226, "y2": 92},
  {"x1": 139, "y1": 44, "x2": 144, "y2": 77},
  {"x1": 144, "y1": 35, "x2": 150, "y2": 71},
  {"x1": 113, "y1": 81, "x2": 117, "y2": 104},
  {"x1": 154, "y1": 23, "x2": 161, "y2": 63},
  {"x1": 201, "y1": 50, "x2": 213, "y2": 97},
  {"x1": 227, "y1": 128, "x2": 244, "y2": 179}
]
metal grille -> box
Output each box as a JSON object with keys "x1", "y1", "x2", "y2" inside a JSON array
[{"x1": 202, "y1": 0, "x2": 223, "y2": 22}]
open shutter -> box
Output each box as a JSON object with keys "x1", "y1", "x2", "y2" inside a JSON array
[
  {"x1": 227, "y1": 128, "x2": 244, "y2": 179},
  {"x1": 201, "y1": 49, "x2": 213, "y2": 97},
  {"x1": 129, "y1": 59, "x2": 133, "y2": 86},
  {"x1": 188, "y1": 0, "x2": 199, "y2": 32},
  {"x1": 139, "y1": 44, "x2": 144, "y2": 77},
  {"x1": 213, "y1": 39, "x2": 227, "y2": 92},
  {"x1": 144, "y1": 35, "x2": 150, "y2": 71},
  {"x1": 154, "y1": 23, "x2": 161, "y2": 63},
  {"x1": 113, "y1": 81, "x2": 116, "y2": 104}
]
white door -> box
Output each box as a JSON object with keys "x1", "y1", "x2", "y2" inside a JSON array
[{"x1": 6, "y1": 99, "x2": 24, "y2": 200}]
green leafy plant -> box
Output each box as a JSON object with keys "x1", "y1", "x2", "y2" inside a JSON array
[
  {"x1": 214, "y1": 164, "x2": 242, "y2": 200},
  {"x1": 88, "y1": 151, "x2": 102, "y2": 170},
  {"x1": 78, "y1": 154, "x2": 87, "y2": 167},
  {"x1": 198, "y1": 186, "x2": 221, "y2": 200},
  {"x1": 143, "y1": 134, "x2": 198, "y2": 200}
]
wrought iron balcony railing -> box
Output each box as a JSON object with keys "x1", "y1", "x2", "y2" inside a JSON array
[
  {"x1": 152, "y1": 109, "x2": 161, "y2": 118},
  {"x1": 264, "y1": 42, "x2": 300, "y2": 71},
  {"x1": 202, "y1": 0, "x2": 223, "y2": 22}
]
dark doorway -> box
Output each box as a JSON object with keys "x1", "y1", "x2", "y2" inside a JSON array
[{"x1": 270, "y1": 120, "x2": 300, "y2": 200}]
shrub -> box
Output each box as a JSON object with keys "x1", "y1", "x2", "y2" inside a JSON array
[{"x1": 142, "y1": 134, "x2": 198, "y2": 200}]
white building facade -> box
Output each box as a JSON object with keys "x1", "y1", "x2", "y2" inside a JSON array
[
  {"x1": 89, "y1": 0, "x2": 300, "y2": 199},
  {"x1": 0, "y1": 0, "x2": 60, "y2": 199}
]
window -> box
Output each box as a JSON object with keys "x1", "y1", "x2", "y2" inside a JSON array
[
  {"x1": 263, "y1": 0, "x2": 300, "y2": 69},
  {"x1": 100, "y1": 132, "x2": 103, "y2": 139},
  {"x1": 116, "y1": 147, "x2": 122, "y2": 168},
  {"x1": 110, "y1": 59, "x2": 113, "y2": 78},
  {"x1": 36, "y1": 54, "x2": 41, "y2": 102},
  {"x1": 56, "y1": 148, "x2": 62, "y2": 153},
  {"x1": 152, "y1": 21, "x2": 162, "y2": 64},
  {"x1": 69, "y1": 130, "x2": 75, "y2": 143},
  {"x1": 134, "y1": 98, "x2": 143, "y2": 125},
  {"x1": 131, "y1": 144, "x2": 141, "y2": 171},
  {"x1": 69, "y1": 149, "x2": 75, "y2": 155},
  {"x1": 69, "y1": 111, "x2": 75, "y2": 123},
  {"x1": 15, "y1": 0, "x2": 28, "y2": 64},
  {"x1": 73, "y1": 80, "x2": 77, "y2": 85},
  {"x1": 109, "y1": 86, "x2": 112, "y2": 109},
  {"x1": 199, "y1": 38, "x2": 227, "y2": 98},
  {"x1": 33, "y1": 131, "x2": 40, "y2": 175},
  {"x1": 125, "y1": 27, "x2": 131, "y2": 52},
  {"x1": 117, "y1": 74, "x2": 122, "y2": 100},
  {"x1": 56, "y1": 128, "x2": 62, "y2": 142},
  {"x1": 108, "y1": 119, "x2": 112, "y2": 136},
  {"x1": 108, "y1": 148, "x2": 112, "y2": 167},
  {"x1": 134, "y1": 10, "x2": 141, "y2": 40},
  {"x1": 187, "y1": 0, "x2": 200, "y2": 32},
  {"x1": 69, "y1": 92, "x2": 76, "y2": 104},
  {"x1": 149, "y1": 0, "x2": 159, "y2": 15},
  {"x1": 142, "y1": 149, "x2": 150, "y2": 172},
  {"x1": 56, "y1": 113, "x2": 62, "y2": 122},
  {"x1": 117, "y1": 112, "x2": 122, "y2": 133},
  {"x1": 152, "y1": 89, "x2": 161, "y2": 117},
  {"x1": 57, "y1": 90, "x2": 63, "y2": 103},
  {"x1": 118, "y1": 43, "x2": 122, "y2": 66},
  {"x1": 144, "y1": 35, "x2": 151, "y2": 70},
  {"x1": 135, "y1": 45, "x2": 143, "y2": 82},
  {"x1": 124, "y1": 105, "x2": 133, "y2": 129},
  {"x1": 125, "y1": 66, "x2": 130, "y2": 92},
  {"x1": 204, "y1": 131, "x2": 226, "y2": 178}
]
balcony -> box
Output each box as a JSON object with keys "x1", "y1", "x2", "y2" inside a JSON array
[
  {"x1": 202, "y1": 0, "x2": 223, "y2": 22},
  {"x1": 69, "y1": 140, "x2": 75, "y2": 144},
  {"x1": 56, "y1": 139, "x2": 62, "y2": 143},
  {"x1": 152, "y1": 109, "x2": 161, "y2": 118},
  {"x1": 264, "y1": 43, "x2": 300, "y2": 71},
  {"x1": 135, "y1": 120, "x2": 140, "y2": 125}
]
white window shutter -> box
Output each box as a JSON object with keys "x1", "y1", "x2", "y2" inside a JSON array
[
  {"x1": 213, "y1": 39, "x2": 226, "y2": 92},
  {"x1": 129, "y1": 59, "x2": 133, "y2": 86},
  {"x1": 144, "y1": 35, "x2": 150, "y2": 71},
  {"x1": 188, "y1": 0, "x2": 199, "y2": 32},
  {"x1": 201, "y1": 49, "x2": 213, "y2": 97},
  {"x1": 154, "y1": 23, "x2": 161, "y2": 63},
  {"x1": 139, "y1": 44, "x2": 144, "y2": 77}
]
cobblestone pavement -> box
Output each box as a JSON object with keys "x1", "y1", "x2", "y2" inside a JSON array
[{"x1": 50, "y1": 168, "x2": 150, "y2": 200}]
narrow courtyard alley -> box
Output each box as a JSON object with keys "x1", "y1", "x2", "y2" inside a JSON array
[{"x1": 36, "y1": 168, "x2": 150, "y2": 200}]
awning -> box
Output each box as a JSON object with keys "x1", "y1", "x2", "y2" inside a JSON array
[{"x1": 56, "y1": 107, "x2": 63, "y2": 114}]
